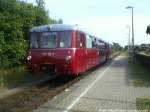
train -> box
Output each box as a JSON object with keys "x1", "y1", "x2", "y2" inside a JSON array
[{"x1": 27, "y1": 24, "x2": 111, "y2": 76}]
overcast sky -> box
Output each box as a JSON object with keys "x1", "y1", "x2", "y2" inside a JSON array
[{"x1": 31, "y1": 0, "x2": 150, "y2": 46}]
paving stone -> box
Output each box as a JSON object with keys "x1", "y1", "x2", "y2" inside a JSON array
[{"x1": 34, "y1": 55, "x2": 150, "y2": 112}]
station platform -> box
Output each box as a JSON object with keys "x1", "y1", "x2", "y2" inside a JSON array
[{"x1": 34, "y1": 55, "x2": 150, "y2": 112}]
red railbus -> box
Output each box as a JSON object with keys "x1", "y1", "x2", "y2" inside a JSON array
[{"x1": 27, "y1": 24, "x2": 111, "y2": 76}]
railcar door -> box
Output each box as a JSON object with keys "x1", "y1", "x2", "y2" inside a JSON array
[
  {"x1": 99, "y1": 40, "x2": 107, "y2": 63},
  {"x1": 74, "y1": 31, "x2": 86, "y2": 73},
  {"x1": 85, "y1": 34, "x2": 94, "y2": 69}
]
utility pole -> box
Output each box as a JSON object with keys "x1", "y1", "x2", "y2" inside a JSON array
[
  {"x1": 126, "y1": 25, "x2": 131, "y2": 53},
  {"x1": 126, "y1": 6, "x2": 135, "y2": 56}
]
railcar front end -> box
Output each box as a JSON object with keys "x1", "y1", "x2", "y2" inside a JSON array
[{"x1": 27, "y1": 29, "x2": 79, "y2": 75}]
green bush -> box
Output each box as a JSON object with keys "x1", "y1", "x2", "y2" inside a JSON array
[
  {"x1": 135, "y1": 53, "x2": 150, "y2": 67},
  {"x1": 0, "y1": 66, "x2": 37, "y2": 89},
  {"x1": 0, "y1": 0, "x2": 60, "y2": 68}
]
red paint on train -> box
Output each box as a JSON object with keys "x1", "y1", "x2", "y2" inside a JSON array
[{"x1": 27, "y1": 24, "x2": 111, "y2": 76}]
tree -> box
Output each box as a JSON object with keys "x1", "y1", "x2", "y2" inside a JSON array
[
  {"x1": 36, "y1": 0, "x2": 45, "y2": 9},
  {"x1": 58, "y1": 18, "x2": 63, "y2": 24},
  {"x1": 124, "y1": 45, "x2": 128, "y2": 51},
  {"x1": 111, "y1": 42, "x2": 123, "y2": 51},
  {"x1": 146, "y1": 25, "x2": 150, "y2": 35},
  {"x1": 0, "y1": 0, "x2": 59, "y2": 68}
]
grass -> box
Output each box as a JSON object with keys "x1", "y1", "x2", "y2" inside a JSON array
[
  {"x1": 128, "y1": 55, "x2": 150, "y2": 87},
  {"x1": 0, "y1": 66, "x2": 35, "y2": 91},
  {"x1": 124, "y1": 53, "x2": 150, "y2": 111},
  {"x1": 136, "y1": 98, "x2": 150, "y2": 112}
]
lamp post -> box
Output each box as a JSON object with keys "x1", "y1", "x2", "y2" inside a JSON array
[
  {"x1": 126, "y1": 6, "x2": 135, "y2": 56},
  {"x1": 126, "y1": 25, "x2": 131, "y2": 53}
]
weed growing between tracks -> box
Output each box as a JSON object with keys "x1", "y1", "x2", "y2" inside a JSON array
[{"x1": 128, "y1": 56, "x2": 150, "y2": 87}]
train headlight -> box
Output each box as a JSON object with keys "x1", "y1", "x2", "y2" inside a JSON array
[
  {"x1": 65, "y1": 55, "x2": 71, "y2": 61},
  {"x1": 27, "y1": 55, "x2": 32, "y2": 60}
]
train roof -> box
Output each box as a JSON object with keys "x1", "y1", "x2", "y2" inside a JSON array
[
  {"x1": 30, "y1": 24, "x2": 109, "y2": 44},
  {"x1": 30, "y1": 24, "x2": 85, "y2": 32}
]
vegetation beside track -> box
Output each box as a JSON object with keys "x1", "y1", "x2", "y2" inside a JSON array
[
  {"x1": 128, "y1": 55, "x2": 150, "y2": 87},
  {"x1": 0, "y1": 0, "x2": 61, "y2": 68},
  {"x1": 136, "y1": 98, "x2": 150, "y2": 111},
  {"x1": 0, "y1": 0, "x2": 62, "y2": 92},
  {"x1": 135, "y1": 53, "x2": 150, "y2": 67},
  {"x1": 0, "y1": 74, "x2": 88, "y2": 112},
  {"x1": 0, "y1": 66, "x2": 35, "y2": 92},
  {"x1": 126, "y1": 53, "x2": 150, "y2": 111}
]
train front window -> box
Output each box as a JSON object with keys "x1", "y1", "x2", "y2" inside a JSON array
[
  {"x1": 30, "y1": 31, "x2": 71, "y2": 48},
  {"x1": 40, "y1": 32, "x2": 58, "y2": 48},
  {"x1": 59, "y1": 31, "x2": 71, "y2": 48},
  {"x1": 30, "y1": 32, "x2": 58, "y2": 48},
  {"x1": 30, "y1": 33, "x2": 38, "y2": 48}
]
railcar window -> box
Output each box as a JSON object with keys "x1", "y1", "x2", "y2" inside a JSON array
[
  {"x1": 99, "y1": 40, "x2": 105, "y2": 49},
  {"x1": 95, "y1": 39, "x2": 100, "y2": 48},
  {"x1": 81, "y1": 33, "x2": 85, "y2": 48},
  {"x1": 92, "y1": 37, "x2": 97, "y2": 48},
  {"x1": 30, "y1": 33, "x2": 38, "y2": 48},
  {"x1": 77, "y1": 32, "x2": 84, "y2": 48},
  {"x1": 30, "y1": 31, "x2": 71, "y2": 49},
  {"x1": 59, "y1": 32, "x2": 71, "y2": 48},
  {"x1": 40, "y1": 32, "x2": 58, "y2": 48},
  {"x1": 77, "y1": 32, "x2": 81, "y2": 48},
  {"x1": 86, "y1": 34, "x2": 92, "y2": 48}
]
